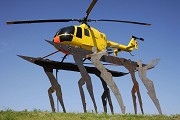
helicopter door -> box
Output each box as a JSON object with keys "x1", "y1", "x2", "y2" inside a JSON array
[
  {"x1": 82, "y1": 28, "x2": 94, "y2": 51},
  {"x1": 76, "y1": 27, "x2": 82, "y2": 38},
  {"x1": 73, "y1": 27, "x2": 82, "y2": 46}
]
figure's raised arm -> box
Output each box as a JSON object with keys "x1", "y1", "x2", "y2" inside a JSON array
[{"x1": 147, "y1": 58, "x2": 160, "y2": 69}]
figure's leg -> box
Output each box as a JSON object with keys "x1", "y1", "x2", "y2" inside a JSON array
[
  {"x1": 78, "y1": 78, "x2": 87, "y2": 113},
  {"x1": 107, "y1": 89, "x2": 114, "y2": 114},
  {"x1": 137, "y1": 90, "x2": 144, "y2": 114},
  {"x1": 147, "y1": 83, "x2": 162, "y2": 114},
  {"x1": 101, "y1": 71, "x2": 125, "y2": 114},
  {"x1": 137, "y1": 60, "x2": 162, "y2": 114},
  {"x1": 100, "y1": 76, "x2": 114, "y2": 114},
  {"x1": 131, "y1": 85, "x2": 137, "y2": 114},
  {"x1": 131, "y1": 72, "x2": 144, "y2": 114},
  {"x1": 91, "y1": 57, "x2": 125, "y2": 113},
  {"x1": 100, "y1": 77, "x2": 108, "y2": 113},
  {"x1": 101, "y1": 90, "x2": 107, "y2": 113},
  {"x1": 124, "y1": 60, "x2": 144, "y2": 114},
  {"x1": 44, "y1": 67, "x2": 66, "y2": 113},
  {"x1": 131, "y1": 81, "x2": 144, "y2": 114},
  {"x1": 85, "y1": 75, "x2": 97, "y2": 113},
  {"x1": 73, "y1": 55, "x2": 97, "y2": 113},
  {"x1": 55, "y1": 84, "x2": 66, "y2": 113},
  {"x1": 142, "y1": 77, "x2": 162, "y2": 114},
  {"x1": 48, "y1": 87, "x2": 55, "y2": 112}
]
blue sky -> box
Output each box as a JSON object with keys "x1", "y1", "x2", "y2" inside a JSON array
[{"x1": 0, "y1": 0, "x2": 180, "y2": 115}]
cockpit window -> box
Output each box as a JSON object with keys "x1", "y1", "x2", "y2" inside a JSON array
[
  {"x1": 84, "y1": 28, "x2": 90, "y2": 36},
  {"x1": 76, "y1": 27, "x2": 82, "y2": 38},
  {"x1": 55, "y1": 26, "x2": 75, "y2": 36}
]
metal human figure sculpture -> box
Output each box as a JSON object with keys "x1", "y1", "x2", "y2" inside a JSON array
[
  {"x1": 86, "y1": 47, "x2": 125, "y2": 114},
  {"x1": 100, "y1": 55, "x2": 144, "y2": 114},
  {"x1": 43, "y1": 67, "x2": 66, "y2": 113},
  {"x1": 47, "y1": 41, "x2": 123, "y2": 114},
  {"x1": 136, "y1": 59, "x2": 162, "y2": 114},
  {"x1": 47, "y1": 41, "x2": 161, "y2": 114},
  {"x1": 123, "y1": 59, "x2": 144, "y2": 114},
  {"x1": 18, "y1": 55, "x2": 128, "y2": 113},
  {"x1": 99, "y1": 77, "x2": 114, "y2": 114},
  {"x1": 72, "y1": 48, "x2": 97, "y2": 113},
  {"x1": 48, "y1": 41, "x2": 98, "y2": 113}
]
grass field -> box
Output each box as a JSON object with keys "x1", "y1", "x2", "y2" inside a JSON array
[{"x1": 0, "y1": 109, "x2": 179, "y2": 120}]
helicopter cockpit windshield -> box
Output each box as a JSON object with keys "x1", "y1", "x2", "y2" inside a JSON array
[{"x1": 54, "y1": 26, "x2": 75, "y2": 42}]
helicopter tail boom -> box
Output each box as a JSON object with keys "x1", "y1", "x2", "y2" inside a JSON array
[{"x1": 107, "y1": 36, "x2": 139, "y2": 56}]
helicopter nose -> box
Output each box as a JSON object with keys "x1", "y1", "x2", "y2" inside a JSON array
[{"x1": 53, "y1": 36, "x2": 60, "y2": 43}]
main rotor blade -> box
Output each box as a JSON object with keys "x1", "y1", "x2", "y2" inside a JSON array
[
  {"x1": 7, "y1": 19, "x2": 80, "y2": 25},
  {"x1": 85, "y1": 0, "x2": 98, "y2": 20},
  {"x1": 91, "y1": 19, "x2": 151, "y2": 26}
]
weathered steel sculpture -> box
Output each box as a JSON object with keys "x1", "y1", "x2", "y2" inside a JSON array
[
  {"x1": 99, "y1": 77, "x2": 114, "y2": 114},
  {"x1": 73, "y1": 53, "x2": 97, "y2": 113},
  {"x1": 100, "y1": 55, "x2": 162, "y2": 114},
  {"x1": 123, "y1": 59, "x2": 144, "y2": 114},
  {"x1": 18, "y1": 55, "x2": 127, "y2": 113},
  {"x1": 100, "y1": 56, "x2": 145, "y2": 114},
  {"x1": 87, "y1": 47, "x2": 125, "y2": 114},
  {"x1": 18, "y1": 41, "x2": 162, "y2": 114},
  {"x1": 7, "y1": 0, "x2": 161, "y2": 114},
  {"x1": 136, "y1": 59, "x2": 162, "y2": 114},
  {"x1": 46, "y1": 41, "x2": 108, "y2": 113},
  {"x1": 47, "y1": 41, "x2": 162, "y2": 114},
  {"x1": 44, "y1": 67, "x2": 66, "y2": 112}
]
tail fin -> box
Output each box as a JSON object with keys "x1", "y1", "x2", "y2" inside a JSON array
[
  {"x1": 127, "y1": 37, "x2": 138, "y2": 51},
  {"x1": 127, "y1": 35, "x2": 144, "y2": 51}
]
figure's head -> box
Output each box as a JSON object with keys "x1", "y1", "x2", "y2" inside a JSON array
[
  {"x1": 92, "y1": 46, "x2": 97, "y2": 53},
  {"x1": 137, "y1": 60, "x2": 142, "y2": 67}
]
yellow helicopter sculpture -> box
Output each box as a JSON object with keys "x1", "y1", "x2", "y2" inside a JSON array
[
  {"x1": 52, "y1": 23, "x2": 142, "y2": 56},
  {"x1": 7, "y1": 0, "x2": 150, "y2": 56},
  {"x1": 6, "y1": 0, "x2": 153, "y2": 114}
]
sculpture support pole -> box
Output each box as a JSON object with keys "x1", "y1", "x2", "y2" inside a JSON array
[
  {"x1": 44, "y1": 67, "x2": 66, "y2": 112},
  {"x1": 87, "y1": 49, "x2": 125, "y2": 114},
  {"x1": 137, "y1": 59, "x2": 162, "y2": 114}
]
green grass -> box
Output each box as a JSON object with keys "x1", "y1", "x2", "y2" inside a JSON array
[{"x1": 0, "y1": 109, "x2": 179, "y2": 120}]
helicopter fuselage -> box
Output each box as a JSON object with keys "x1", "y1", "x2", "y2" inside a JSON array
[
  {"x1": 53, "y1": 23, "x2": 138, "y2": 55},
  {"x1": 53, "y1": 23, "x2": 107, "y2": 52}
]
